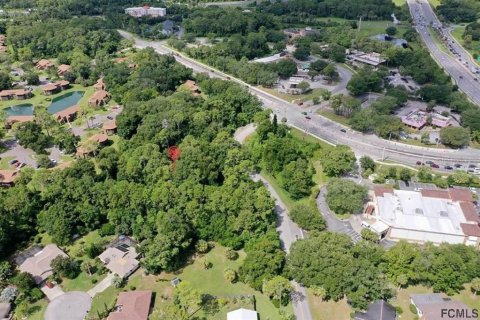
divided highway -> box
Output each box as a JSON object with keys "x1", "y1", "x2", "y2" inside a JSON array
[
  {"x1": 118, "y1": 30, "x2": 480, "y2": 171},
  {"x1": 407, "y1": 0, "x2": 480, "y2": 105}
]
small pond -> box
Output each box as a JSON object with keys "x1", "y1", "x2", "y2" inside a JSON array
[
  {"x1": 4, "y1": 103, "x2": 34, "y2": 116},
  {"x1": 47, "y1": 91, "x2": 84, "y2": 114}
]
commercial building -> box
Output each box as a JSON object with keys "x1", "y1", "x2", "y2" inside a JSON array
[
  {"x1": 350, "y1": 52, "x2": 386, "y2": 66},
  {"x1": 125, "y1": 6, "x2": 166, "y2": 17},
  {"x1": 367, "y1": 186, "x2": 480, "y2": 247},
  {"x1": 401, "y1": 110, "x2": 452, "y2": 130}
]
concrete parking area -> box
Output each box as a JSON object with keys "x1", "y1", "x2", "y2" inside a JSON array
[{"x1": 398, "y1": 181, "x2": 437, "y2": 191}]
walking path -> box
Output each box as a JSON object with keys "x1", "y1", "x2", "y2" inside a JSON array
[{"x1": 87, "y1": 273, "x2": 115, "y2": 297}]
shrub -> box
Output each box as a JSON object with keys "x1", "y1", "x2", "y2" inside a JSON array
[
  {"x1": 409, "y1": 304, "x2": 418, "y2": 315},
  {"x1": 226, "y1": 249, "x2": 239, "y2": 260},
  {"x1": 99, "y1": 223, "x2": 115, "y2": 237},
  {"x1": 91, "y1": 278, "x2": 98, "y2": 284},
  {"x1": 28, "y1": 287, "x2": 44, "y2": 302},
  {"x1": 196, "y1": 240, "x2": 209, "y2": 253},
  {"x1": 224, "y1": 268, "x2": 237, "y2": 283}
]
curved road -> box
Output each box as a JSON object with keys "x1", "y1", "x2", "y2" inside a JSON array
[{"x1": 118, "y1": 30, "x2": 480, "y2": 170}]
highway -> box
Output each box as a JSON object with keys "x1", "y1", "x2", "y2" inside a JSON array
[
  {"x1": 118, "y1": 30, "x2": 480, "y2": 171},
  {"x1": 407, "y1": 0, "x2": 480, "y2": 105}
]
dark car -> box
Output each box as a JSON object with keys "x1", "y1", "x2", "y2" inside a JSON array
[
  {"x1": 426, "y1": 160, "x2": 434, "y2": 165},
  {"x1": 469, "y1": 164, "x2": 477, "y2": 168},
  {"x1": 107, "y1": 116, "x2": 113, "y2": 120},
  {"x1": 9, "y1": 159, "x2": 18, "y2": 165},
  {"x1": 430, "y1": 163, "x2": 439, "y2": 168},
  {"x1": 416, "y1": 161, "x2": 424, "y2": 166},
  {"x1": 301, "y1": 112, "x2": 308, "y2": 115},
  {"x1": 454, "y1": 163, "x2": 462, "y2": 168},
  {"x1": 305, "y1": 116, "x2": 311, "y2": 120},
  {"x1": 340, "y1": 129, "x2": 347, "y2": 133},
  {"x1": 444, "y1": 165, "x2": 453, "y2": 170}
]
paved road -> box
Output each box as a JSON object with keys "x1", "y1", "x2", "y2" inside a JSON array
[
  {"x1": 118, "y1": 30, "x2": 480, "y2": 171},
  {"x1": 407, "y1": 0, "x2": 480, "y2": 105},
  {"x1": 251, "y1": 174, "x2": 312, "y2": 320},
  {"x1": 316, "y1": 187, "x2": 361, "y2": 243}
]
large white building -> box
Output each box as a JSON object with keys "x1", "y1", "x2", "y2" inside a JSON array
[
  {"x1": 125, "y1": 6, "x2": 166, "y2": 18},
  {"x1": 367, "y1": 186, "x2": 480, "y2": 247}
]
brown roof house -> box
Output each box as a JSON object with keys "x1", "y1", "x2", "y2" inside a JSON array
[
  {"x1": 89, "y1": 90, "x2": 110, "y2": 107},
  {"x1": 4, "y1": 116, "x2": 34, "y2": 129},
  {"x1": 57, "y1": 64, "x2": 71, "y2": 76},
  {"x1": 102, "y1": 120, "x2": 117, "y2": 135},
  {"x1": 42, "y1": 83, "x2": 60, "y2": 95},
  {"x1": 0, "y1": 170, "x2": 19, "y2": 187},
  {"x1": 76, "y1": 133, "x2": 109, "y2": 158},
  {"x1": 107, "y1": 291, "x2": 152, "y2": 320},
  {"x1": 36, "y1": 59, "x2": 54, "y2": 70},
  {"x1": 411, "y1": 294, "x2": 475, "y2": 320},
  {"x1": 0, "y1": 89, "x2": 32, "y2": 101},
  {"x1": 18, "y1": 244, "x2": 68, "y2": 284},
  {"x1": 98, "y1": 240, "x2": 139, "y2": 279},
  {"x1": 55, "y1": 80, "x2": 70, "y2": 90},
  {"x1": 55, "y1": 105, "x2": 80, "y2": 123}
]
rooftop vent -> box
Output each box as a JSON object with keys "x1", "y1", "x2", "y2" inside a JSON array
[
  {"x1": 440, "y1": 211, "x2": 448, "y2": 217},
  {"x1": 415, "y1": 208, "x2": 424, "y2": 215}
]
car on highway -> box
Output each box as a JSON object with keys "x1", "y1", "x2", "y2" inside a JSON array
[
  {"x1": 444, "y1": 165, "x2": 453, "y2": 170},
  {"x1": 426, "y1": 160, "x2": 434, "y2": 165},
  {"x1": 454, "y1": 163, "x2": 462, "y2": 168},
  {"x1": 416, "y1": 161, "x2": 424, "y2": 166},
  {"x1": 430, "y1": 163, "x2": 439, "y2": 168}
]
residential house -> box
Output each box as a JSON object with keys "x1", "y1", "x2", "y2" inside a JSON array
[
  {"x1": 42, "y1": 83, "x2": 60, "y2": 95},
  {"x1": 36, "y1": 59, "x2": 54, "y2": 70},
  {"x1": 354, "y1": 300, "x2": 396, "y2": 320},
  {"x1": 88, "y1": 90, "x2": 110, "y2": 107},
  {"x1": 55, "y1": 80, "x2": 70, "y2": 90},
  {"x1": 0, "y1": 89, "x2": 32, "y2": 101},
  {"x1": 18, "y1": 244, "x2": 68, "y2": 285},
  {"x1": 410, "y1": 294, "x2": 475, "y2": 320},
  {"x1": 5, "y1": 116, "x2": 34, "y2": 129},
  {"x1": 107, "y1": 291, "x2": 152, "y2": 320},
  {"x1": 0, "y1": 170, "x2": 19, "y2": 187},
  {"x1": 55, "y1": 105, "x2": 79, "y2": 123},
  {"x1": 102, "y1": 120, "x2": 117, "y2": 135},
  {"x1": 98, "y1": 237, "x2": 139, "y2": 278},
  {"x1": 57, "y1": 64, "x2": 71, "y2": 76},
  {"x1": 227, "y1": 308, "x2": 258, "y2": 320}
]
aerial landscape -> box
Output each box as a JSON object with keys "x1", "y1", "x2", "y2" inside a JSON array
[{"x1": 1, "y1": 0, "x2": 480, "y2": 319}]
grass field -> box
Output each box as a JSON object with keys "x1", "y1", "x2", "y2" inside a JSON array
[
  {"x1": 88, "y1": 245, "x2": 292, "y2": 320},
  {"x1": 451, "y1": 25, "x2": 480, "y2": 59},
  {"x1": 257, "y1": 86, "x2": 328, "y2": 103},
  {"x1": 428, "y1": 0, "x2": 442, "y2": 7},
  {"x1": 25, "y1": 299, "x2": 48, "y2": 320},
  {"x1": 317, "y1": 109, "x2": 350, "y2": 127},
  {"x1": 308, "y1": 291, "x2": 351, "y2": 320},
  {"x1": 316, "y1": 18, "x2": 410, "y2": 38}
]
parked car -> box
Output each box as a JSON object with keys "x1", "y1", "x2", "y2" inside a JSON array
[
  {"x1": 444, "y1": 165, "x2": 453, "y2": 170},
  {"x1": 454, "y1": 163, "x2": 462, "y2": 168},
  {"x1": 426, "y1": 160, "x2": 434, "y2": 165},
  {"x1": 305, "y1": 116, "x2": 311, "y2": 120},
  {"x1": 430, "y1": 163, "x2": 439, "y2": 168},
  {"x1": 301, "y1": 112, "x2": 308, "y2": 115},
  {"x1": 107, "y1": 116, "x2": 113, "y2": 120},
  {"x1": 9, "y1": 159, "x2": 18, "y2": 165},
  {"x1": 416, "y1": 161, "x2": 424, "y2": 166},
  {"x1": 340, "y1": 129, "x2": 347, "y2": 133}
]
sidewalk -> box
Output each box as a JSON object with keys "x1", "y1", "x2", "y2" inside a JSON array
[{"x1": 87, "y1": 273, "x2": 114, "y2": 297}]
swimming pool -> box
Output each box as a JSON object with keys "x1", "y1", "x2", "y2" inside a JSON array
[
  {"x1": 3, "y1": 104, "x2": 34, "y2": 116},
  {"x1": 47, "y1": 91, "x2": 84, "y2": 114}
]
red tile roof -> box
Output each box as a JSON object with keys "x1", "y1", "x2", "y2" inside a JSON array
[
  {"x1": 0, "y1": 170, "x2": 19, "y2": 184},
  {"x1": 420, "y1": 189, "x2": 450, "y2": 199},
  {"x1": 449, "y1": 189, "x2": 474, "y2": 202},
  {"x1": 42, "y1": 83, "x2": 59, "y2": 92},
  {"x1": 107, "y1": 291, "x2": 152, "y2": 320},
  {"x1": 373, "y1": 186, "x2": 394, "y2": 197},
  {"x1": 460, "y1": 202, "x2": 479, "y2": 222},
  {"x1": 461, "y1": 223, "x2": 480, "y2": 237}
]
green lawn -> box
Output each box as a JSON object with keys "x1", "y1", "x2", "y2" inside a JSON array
[
  {"x1": 307, "y1": 291, "x2": 351, "y2": 320},
  {"x1": 317, "y1": 109, "x2": 351, "y2": 127},
  {"x1": 88, "y1": 246, "x2": 292, "y2": 320},
  {"x1": 428, "y1": 0, "x2": 441, "y2": 7},
  {"x1": 316, "y1": 18, "x2": 410, "y2": 38},
  {"x1": 392, "y1": 285, "x2": 480, "y2": 320},
  {"x1": 23, "y1": 299, "x2": 48, "y2": 320},
  {"x1": 451, "y1": 25, "x2": 480, "y2": 59},
  {"x1": 0, "y1": 156, "x2": 14, "y2": 169},
  {"x1": 392, "y1": 0, "x2": 406, "y2": 7},
  {"x1": 257, "y1": 86, "x2": 327, "y2": 103},
  {"x1": 62, "y1": 272, "x2": 107, "y2": 292}
]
